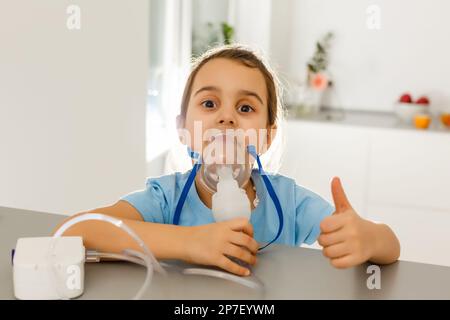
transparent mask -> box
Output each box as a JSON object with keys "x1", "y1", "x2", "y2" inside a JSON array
[{"x1": 198, "y1": 133, "x2": 252, "y2": 194}]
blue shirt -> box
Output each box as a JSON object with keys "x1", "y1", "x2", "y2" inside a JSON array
[{"x1": 120, "y1": 169, "x2": 335, "y2": 246}]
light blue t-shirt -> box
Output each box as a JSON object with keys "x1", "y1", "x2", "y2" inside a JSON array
[{"x1": 120, "y1": 169, "x2": 335, "y2": 246}]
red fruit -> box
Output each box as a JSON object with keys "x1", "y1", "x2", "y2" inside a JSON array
[
  {"x1": 399, "y1": 93, "x2": 412, "y2": 103},
  {"x1": 416, "y1": 96, "x2": 430, "y2": 105}
]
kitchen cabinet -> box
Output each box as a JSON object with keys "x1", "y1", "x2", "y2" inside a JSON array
[{"x1": 282, "y1": 121, "x2": 370, "y2": 216}]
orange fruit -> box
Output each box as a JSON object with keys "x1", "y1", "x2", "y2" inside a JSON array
[
  {"x1": 414, "y1": 114, "x2": 431, "y2": 129},
  {"x1": 440, "y1": 113, "x2": 450, "y2": 127}
]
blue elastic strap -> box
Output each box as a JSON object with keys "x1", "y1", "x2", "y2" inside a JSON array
[
  {"x1": 173, "y1": 147, "x2": 202, "y2": 225},
  {"x1": 247, "y1": 145, "x2": 284, "y2": 251}
]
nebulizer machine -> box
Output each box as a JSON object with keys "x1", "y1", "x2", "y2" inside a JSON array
[
  {"x1": 12, "y1": 213, "x2": 166, "y2": 300},
  {"x1": 12, "y1": 132, "x2": 283, "y2": 299}
]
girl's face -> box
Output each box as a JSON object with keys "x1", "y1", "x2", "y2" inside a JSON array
[{"x1": 179, "y1": 58, "x2": 275, "y2": 160}]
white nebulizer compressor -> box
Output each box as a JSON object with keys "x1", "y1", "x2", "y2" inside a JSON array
[
  {"x1": 13, "y1": 236, "x2": 85, "y2": 300},
  {"x1": 12, "y1": 213, "x2": 165, "y2": 300}
]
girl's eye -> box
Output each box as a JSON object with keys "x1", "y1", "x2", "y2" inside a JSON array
[
  {"x1": 201, "y1": 100, "x2": 216, "y2": 109},
  {"x1": 238, "y1": 104, "x2": 254, "y2": 113}
]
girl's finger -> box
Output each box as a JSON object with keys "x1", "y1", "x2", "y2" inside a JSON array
[
  {"x1": 229, "y1": 231, "x2": 259, "y2": 254},
  {"x1": 217, "y1": 254, "x2": 251, "y2": 276},
  {"x1": 224, "y1": 243, "x2": 257, "y2": 266},
  {"x1": 331, "y1": 177, "x2": 353, "y2": 213},
  {"x1": 227, "y1": 217, "x2": 254, "y2": 237},
  {"x1": 318, "y1": 229, "x2": 346, "y2": 247},
  {"x1": 322, "y1": 242, "x2": 350, "y2": 259},
  {"x1": 330, "y1": 255, "x2": 358, "y2": 269},
  {"x1": 319, "y1": 213, "x2": 347, "y2": 234}
]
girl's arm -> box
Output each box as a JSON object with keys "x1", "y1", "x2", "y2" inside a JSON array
[{"x1": 52, "y1": 201, "x2": 258, "y2": 276}]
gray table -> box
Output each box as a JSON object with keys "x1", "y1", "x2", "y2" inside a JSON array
[{"x1": 1, "y1": 206, "x2": 450, "y2": 299}]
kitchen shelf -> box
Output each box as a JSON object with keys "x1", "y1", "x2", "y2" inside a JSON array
[{"x1": 286, "y1": 108, "x2": 450, "y2": 134}]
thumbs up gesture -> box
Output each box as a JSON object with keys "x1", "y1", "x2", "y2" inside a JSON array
[{"x1": 318, "y1": 177, "x2": 378, "y2": 268}]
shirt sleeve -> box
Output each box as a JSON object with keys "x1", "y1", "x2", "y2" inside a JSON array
[
  {"x1": 119, "y1": 178, "x2": 169, "y2": 223},
  {"x1": 294, "y1": 186, "x2": 335, "y2": 245}
]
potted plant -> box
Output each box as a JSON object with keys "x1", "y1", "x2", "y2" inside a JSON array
[
  {"x1": 192, "y1": 22, "x2": 235, "y2": 57},
  {"x1": 290, "y1": 32, "x2": 334, "y2": 116}
]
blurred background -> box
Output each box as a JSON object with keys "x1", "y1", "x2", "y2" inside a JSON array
[{"x1": 1, "y1": 0, "x2": 449, "y2": 266}]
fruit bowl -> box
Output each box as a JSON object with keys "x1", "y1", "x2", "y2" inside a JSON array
[{"x1": 393, "y1": 102, "x2": 429, "y2": 124}]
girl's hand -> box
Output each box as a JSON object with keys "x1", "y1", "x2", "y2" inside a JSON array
[
  {"x1": 183, "y1": 217, "x2": 259, "y2": 276},
  {"x1": 318, "y1": 177, "x2": 378, "y2": 268}
]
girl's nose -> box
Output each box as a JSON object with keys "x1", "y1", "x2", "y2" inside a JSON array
[
  {"x1": 218, "y1": 118, "x2": 235, "y2": 125},
  {"x1": 216, "y1": 108, "x2": 237, "y2": 127}
]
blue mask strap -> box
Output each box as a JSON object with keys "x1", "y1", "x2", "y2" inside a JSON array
[
  {"x1": 173, "y1": 147, "x2": 202, "y2": 225},
  {"x1": 247, "y1": 145, "x2": 284, "y2": 251}
]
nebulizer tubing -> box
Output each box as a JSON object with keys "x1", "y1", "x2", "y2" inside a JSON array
[
  {"x1": 182, "y1": 267, "x2": 264, "y2": 290},
  {"x1": 50, "y1": 213, "x2": 166, "y2": 300},
  {"x1": 88, "y1": 250, "x2": 146, "y2": 267}
]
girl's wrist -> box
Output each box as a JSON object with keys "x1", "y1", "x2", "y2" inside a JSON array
[
  {"x1": 368, "y1": 221, "x2": 383, "y2": 262},
  {"x1": 175, "y1": 225, "x2": 196, "y2": 262}
]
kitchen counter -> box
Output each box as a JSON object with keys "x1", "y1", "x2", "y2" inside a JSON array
[{"x1": 286, "y1": 108, "x2": 450, "y2": 134}]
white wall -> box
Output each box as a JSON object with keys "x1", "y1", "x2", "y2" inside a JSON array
[
  {"x1": 0, "y1": 0, "x2": 148, "y2": 215},
  {"x1": 268, "y1": 0, "x2": 295, "y2": 79},
  {"x1": 230, "y1": 0, "x2": 272, "y2": 55},
  {"x1": 271, "y1": 0, "x2": 450, "y2": 112}
]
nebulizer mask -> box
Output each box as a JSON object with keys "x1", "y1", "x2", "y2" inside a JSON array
[
  {"x1": 199, "y1": 133, "x2": 253, "y2": 222},
  {"x1": 172, "y1": 131, "x2": 284, "y2": 291}
]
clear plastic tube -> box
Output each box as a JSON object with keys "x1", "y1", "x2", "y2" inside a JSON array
[
  {"x1": 117, "y1": 249, "x2": 154, "y2": 300},
  {"x1": 87, "y1": 251, "x2": 173, "y2": 269},
  {"x1": 51, "y1": 213, "x2": 166, "y2": 299},
  {"x1": 92, "y1": 251, "x2": 146, "y2": 266},
  {"x1": 83, "y1": 250, "x2": 154, "y2": 299},
  {"x1": 182, "y1": 267, "x2": 264, "y2": 290},
  {"x1": 83, "y1": 250, "x2": 153, "y2": 299}
]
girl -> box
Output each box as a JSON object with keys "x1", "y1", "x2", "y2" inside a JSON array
[{"x1": 56, "y1": 45, "x2": 400, "y2": 277}]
